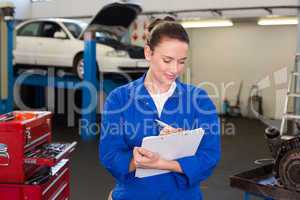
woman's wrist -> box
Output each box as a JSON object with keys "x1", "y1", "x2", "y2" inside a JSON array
[
  {"x1": 161, "y1": 159, "x2": 183, "y2": 173},
  {"x1": 129, "y1": 158, "x2": 136, "y2": 172}
]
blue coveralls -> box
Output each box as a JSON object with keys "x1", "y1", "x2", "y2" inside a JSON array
[{"x1": 99, "y1": 73, "x2": 221, "y2": 200}]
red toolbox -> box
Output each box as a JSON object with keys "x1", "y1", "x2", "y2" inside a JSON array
[{"x1": 0, "y1": 111, "x2": 77, "y2": 200}]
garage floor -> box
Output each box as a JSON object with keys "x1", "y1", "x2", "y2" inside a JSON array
[{"x1": 52, "y1": 116, "x2": 271, "y2": 200}]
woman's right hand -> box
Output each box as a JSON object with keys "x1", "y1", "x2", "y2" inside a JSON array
[{"x1": 159, "y1": 126, "x2": 183, "y2": 135}]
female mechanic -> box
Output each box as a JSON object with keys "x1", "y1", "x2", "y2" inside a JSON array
[{"x1": 99, "y1": 19, "x2": 221, "y2": 200}]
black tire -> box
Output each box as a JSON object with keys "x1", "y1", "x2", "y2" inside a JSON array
[
  {"x1": 73, "y1": 53, "x2": 84, "y2": 80},
  {"x1": 73, "y1": 53, "x2": 100, "y2": 80}
]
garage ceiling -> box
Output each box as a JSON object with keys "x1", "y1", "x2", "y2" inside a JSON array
[{"x1": 11, "y1": 0, "x2": 300, "y2": 19}]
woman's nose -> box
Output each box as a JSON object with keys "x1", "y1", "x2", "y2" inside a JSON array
[{"x1": 169, "y1": 62, "x2": 179, "y2": 74}]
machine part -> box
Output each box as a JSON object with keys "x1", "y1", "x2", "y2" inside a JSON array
[
  {"x1": 264, "y1": 128, "x2": 300, "y2": 191},
  {"x1": 254, "y1": 158, "x2": 274, "y2": 165},
  {"x1": 272, "y1": 136, "x2": 300, "y2": 191},
  {"x1": 247, "y1": 84, "x2": 263, "y2": 119},
  {"x1": 278, "y1": 149, "x2": 300, "y2": 191},
  {"x1": 265, "y1": 127, "x2": 282, "y2": 158}
]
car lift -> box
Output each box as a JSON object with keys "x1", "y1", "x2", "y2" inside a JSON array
[
  {"x1": 12, "y1": 34, "x2": 122, "y2": 140},
  {"x1": 0, "y1": 3, "x2": 123, "y2": 140}
]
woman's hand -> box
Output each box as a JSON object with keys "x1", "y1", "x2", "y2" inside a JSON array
[
  {"x1": 160, "y1": 126, "x2": 183, "y2": 135},
  {"x1": 129, "y1": 147, "x2": 183, "y2": 173},
  {"x1": 130, "y1": 147, "x2": 155, "y2": 171},
  {"x1": 134, "y1": 147, "x2": 165, "y2": 169},
  {"x1": 129, "y1": 147, "x2": 163, "y2": 171}
]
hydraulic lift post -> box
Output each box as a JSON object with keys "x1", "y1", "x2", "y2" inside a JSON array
[
  {"x1": 0, "y1": 1, "x2": 14, "y2": 114},
  {"x1": 80, "y1": 31, "x2": 98, "y2": 140}
]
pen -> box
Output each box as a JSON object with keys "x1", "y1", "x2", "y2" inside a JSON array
[{"x1": 155, "y1": 119, "x2": 170, "y2": 128}]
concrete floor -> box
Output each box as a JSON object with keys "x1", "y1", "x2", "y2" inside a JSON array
[{"x1": 51, "y1": 116, "x2": 272, "y2": 200}]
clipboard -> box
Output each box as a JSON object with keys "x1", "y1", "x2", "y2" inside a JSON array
[{"x1": 135, "y1": 128, "x2": 205, "y2": 178}]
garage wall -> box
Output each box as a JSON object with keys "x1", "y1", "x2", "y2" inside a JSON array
[
  {"x1": 16, "y1": 0, "x2": 299, "y2": 119},
  {"x1": 12, "y1": 0, "x2": 32, "y2": 19},
  {"x1": 188, "y1": 22, "x2": 297, "y2": 119},
  {"x1": 30, "y1": 0, "x2": 113, "y2": 19}
]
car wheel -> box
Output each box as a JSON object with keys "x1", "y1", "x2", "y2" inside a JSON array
[
  {"x1": 73, "y1": 55, "x2": 84, "y2": 80},
  {"x1": 73, "y1": 54, "x2": 100, "y2": 80}
]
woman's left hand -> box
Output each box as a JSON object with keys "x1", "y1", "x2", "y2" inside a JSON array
[{"x1": 135, "y1": 147, "x2": 169, "y2": 170}]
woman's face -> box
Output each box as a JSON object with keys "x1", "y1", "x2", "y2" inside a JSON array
[{"x1": 145, "y1": 37, "x2": 188, "y2": 86}]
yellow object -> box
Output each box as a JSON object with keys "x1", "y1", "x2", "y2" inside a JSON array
[{"x1": 0, "y1": 16, "x2": 8, "y2": 100}]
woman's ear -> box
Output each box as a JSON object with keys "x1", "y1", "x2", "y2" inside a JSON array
[{"x1": 144, "y1": 45, "x2": 152, "y2": 62}]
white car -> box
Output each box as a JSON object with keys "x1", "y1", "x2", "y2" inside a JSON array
[{"x1": 14, "y1": 3, "x2": 148, "y2": 79}]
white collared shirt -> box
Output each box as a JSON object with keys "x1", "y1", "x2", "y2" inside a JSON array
[{"x1": 148, "y1": 82, "x2": 176, "y2": 117}]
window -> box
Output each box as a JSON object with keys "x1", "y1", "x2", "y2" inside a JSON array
[
  {"x1": 40, "y1": 22, "x2": 66, "y2": 38},
  {"x1": 17, "y1": 22, "x2": 40, "y2": 37},
  {"x1": 63, "y1": 22, "x2": 84, "y2": 38}
]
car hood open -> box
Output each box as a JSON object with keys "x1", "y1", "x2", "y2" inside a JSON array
[{"x1": 78, "y1": 2, "x2": 142, "y2": 39}]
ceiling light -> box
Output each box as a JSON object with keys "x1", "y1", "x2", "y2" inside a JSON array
[
  {"x1": 258, "y1": 16, "x2": 298, "y2": 26},
  {"x1": 181, "y1": 19, "x2": 234, "y2": 28}
]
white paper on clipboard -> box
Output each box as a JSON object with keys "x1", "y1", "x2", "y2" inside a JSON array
[{"x1": 135, "y1": 128, "x2": 205, "y2": 178}]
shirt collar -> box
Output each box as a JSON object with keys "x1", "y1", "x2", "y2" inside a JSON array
[{"x1": 131, "y1": 71, "x2": 184, "y2": 100}]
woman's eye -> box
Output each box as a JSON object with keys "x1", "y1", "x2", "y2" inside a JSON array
[
  {"x1": 163, "y1": 59, "x2": 172, "y2": 63},
  {"x1": 179, "y1": 61, "x2": 186, "y2": 65}
]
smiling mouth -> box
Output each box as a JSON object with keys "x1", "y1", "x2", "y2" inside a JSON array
[{"x1": 165, "y1": 73, "x2": 176, "y2": 80}]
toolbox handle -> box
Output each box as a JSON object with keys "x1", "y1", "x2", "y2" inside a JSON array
[
  {"x1": 25, "y1": 127, "x2": 32, "y2": 144},
  {"x1": 55, "y1": 142, "x2": 77, "y2": 160},
  {"x1": 0, "y1": 113, "x2": 15, "y2": 122},
  {"x1": 49, "y1": 182, "x2": 68, "y2": 200},
  {"x1": 0, "y1": 143, "x2": 9, "y2": 166}
]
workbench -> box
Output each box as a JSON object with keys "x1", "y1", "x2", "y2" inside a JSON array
[{"x1": 230, "y1": 164, "x2": 300, "y2": 200}]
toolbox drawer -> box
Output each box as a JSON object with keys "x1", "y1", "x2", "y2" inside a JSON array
[
  {"x1": 40, "y1": 159, "x2": 70, "y2": 200},
  {"x1": 0, "y1": 111, "x2": 75, "y2": 199},
  {"x1": 24, "y1": 142, "x2": 77, "y2": 167},
  {"x1": 0, "y1": 159, "x2": 71, "y2": 200},
  {"x1": 0, "y1": 111, "x2": 52, "y2": 153}
]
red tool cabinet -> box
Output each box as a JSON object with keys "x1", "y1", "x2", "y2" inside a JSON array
[{"x1": 0, "y1": 111, "x2": 77, "y2": 200}]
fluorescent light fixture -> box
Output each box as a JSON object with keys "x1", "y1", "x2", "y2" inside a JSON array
[
  {"x1": 258, "y1": 16, "x2": 298, "y2": 26},
  {"x1": 181, "y1": 19, "x2": 234, "y2": 28}
]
